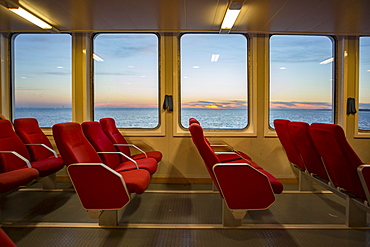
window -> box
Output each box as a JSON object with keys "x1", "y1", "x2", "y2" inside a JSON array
[
  {"x1": 359, "y1": 36, "x2": 370, "y2": 131},
  {"x1": 13, "y1": 34, "x2": 72, "y2": 127},
  {"x1": 180, "y1": 34, "x2": 248, "y2": 129},
  {"x1": 93, "y1": 33, "x2": 159, "y2": 129},
  {"x1": 270, "y1": 35, "x2": 334, "y2": 127}
]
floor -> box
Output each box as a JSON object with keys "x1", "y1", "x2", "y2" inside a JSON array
[{"x1": 1, "y1": 182, "x2": 370, "y2": 247}]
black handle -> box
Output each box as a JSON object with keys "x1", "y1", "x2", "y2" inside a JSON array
[
  {"x1": 163, "y1": 95, "x2": 173, "y2": 112},
  {"x1": 347, "y1": 97, "x2": 357, "y2": 115}
]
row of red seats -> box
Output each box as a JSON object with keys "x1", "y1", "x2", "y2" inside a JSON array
[
  {"x1": 0, "y1": 118, "x2": 65, "y2": 193},
  {"x1": 188, "y1": 118, "x2": 283, "y2": 225},
  {"x1": 0, "y1": 117, "x2": 65, "y2": 246},
  {"x1": 274, "y1": 119, "x2": 370, "y2": 226},
  {"x1": 52, "y1": 118, "x2": 162, "y2": 224}
]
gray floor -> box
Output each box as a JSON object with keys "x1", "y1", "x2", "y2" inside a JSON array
[{"x1": 1, "y1": 182, "x2": 370, "y2": 246}]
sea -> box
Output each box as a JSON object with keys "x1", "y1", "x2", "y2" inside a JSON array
[{"x1": 13, "y1": 107, "x2": 370, "y2": 130}]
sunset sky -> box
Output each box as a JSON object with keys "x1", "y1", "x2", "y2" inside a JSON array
[{"x1": 13, "y1": 34, "x2": 370, "y2": 109}]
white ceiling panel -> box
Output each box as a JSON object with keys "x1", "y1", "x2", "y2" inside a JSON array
[{"x1": 0, "y1": 0, "x2": 369, "y2": 35}]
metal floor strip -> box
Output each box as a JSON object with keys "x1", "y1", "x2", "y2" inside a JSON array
[{"x1": 2, "y1": 222, "x2": 369, "y2": 230}]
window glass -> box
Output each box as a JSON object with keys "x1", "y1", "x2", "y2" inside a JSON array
[
  {"x1": 180, "y1": 34, "x2": 248, "y2": 129},
  {"x1": 270, "y1": 35, "x2": 334, "y2": 127},
  {"x1": 13, "y1": 34, "x2": 72, "y2": 127},
  {"x1": 93, "y1": 33, "x2": 159, "y2": 128},
  {"x1": 359, "y1": 36, "x2": 370, "y2": 131}
]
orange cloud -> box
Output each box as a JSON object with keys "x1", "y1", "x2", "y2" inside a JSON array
[
  {"x1": 270, "y1": 101, "x2": 331, "y2": 109},
  {"x1": 95, "y1": 102, "x2": 156, "y2": 108}
]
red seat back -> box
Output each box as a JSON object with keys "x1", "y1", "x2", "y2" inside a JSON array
[
  {"x1": 273, "y1": 119, "x2": 305, "y2": 170},
  {"x1": 288, "y1": 121, "x2": 329, "y2": 180},
  {"x1": 310, "y1": 123, "x2": 365, "y2": 199},
  {"x1": 82, "y1": 121, "x2": 121, "y2": 170},
  {"x1": 0, "y1": 228, "x2": 16, "y2": 247},
  {"x1": 189, "y1": 123, "x2": 221, "y2": 191},
  {"x1": 68, "y1": 164, "x2": 130, "y2": 210},
  {"x1": 52, "y1": 122, "x2": 102, "y2": 166},
  {"x1": 189, "y1": 118, "x2": 200, "y2": 126},
  {"x1": 14, "y1": 118, "x2": 55, "y2": 161},
  {"x1": 0, "y1": 120, "x2": 31, "y2": 172},
  {"x1": 100, "y1": 118, "x2": 131, "y2": 158}
]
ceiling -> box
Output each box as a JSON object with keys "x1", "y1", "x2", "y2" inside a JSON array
[{"x1": 0, "y1": 0, "x2": 370, "y2": 35}]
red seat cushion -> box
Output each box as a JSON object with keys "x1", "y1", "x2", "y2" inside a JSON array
[
  {"x1": 114, "y1": 158, "x2": 158, "y2": 174},
  {"x1": 31, "y1": 157, "x2": 64, "y2": 177},
  {"x1": 217, "y1": 151, "x2": 252, "y2": 163},
  {"x1": 0, "y1": 168, "x2": 39, "y2": 193},
  {"x1": 118, "y1": 169, "x2": 151, "y2": 194},
  {"x1": 131, "y1": 151, "x2": 162, "y2": 163}
]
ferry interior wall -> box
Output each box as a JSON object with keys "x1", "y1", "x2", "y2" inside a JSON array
[{"x1": 1, "y1": 0, "x2": 370, "y2": 246}]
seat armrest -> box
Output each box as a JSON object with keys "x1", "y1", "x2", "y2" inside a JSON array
[
  {"x1": 67, "y1": 163, "x2": 130, "y2": 210},
  {"x1": 209, "y1": 142, "x2": 234, "y2": 151},
  {"x1": 113, "y1": 144, "x2": 148, "y2": 158},
  {"x1": 24, "y1": 144, "x2": 58, "y2": 158},
  {"x1": 214, "y1": 151, "x2": 238, "y2": 155},
  {"x1": 357, "y1": 164, "x2": 370, "y2": 202},
  {"x1": 0, "y1": 151, "x2": 32, "y2": 168},
  {"x1": 97, "y1": 151, "x2": 139, "y2": 169}
]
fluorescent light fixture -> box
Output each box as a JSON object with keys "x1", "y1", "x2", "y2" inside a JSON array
[
  {"x1": 220, "y1": 1, "x2": 244, "y2": 33},
  {"x1": 93, "y1": 54, "x2": 104, "y2": 62},
  {"x1": 211, "y1": 54, "x2": 220, "y2": 62},
  {"x1": 320, "y1": 57, "x2": 334, "y2": 64},
  {"x1": 9, "y1": 7, "x2": 52, "y2": 29},
  {"x1": 221, "y1": 9, "x2": 241, "y2": 30}
]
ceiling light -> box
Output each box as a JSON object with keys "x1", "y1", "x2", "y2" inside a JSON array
[
  {"x1": 220, "y1": 1, "x2": 244, "y2": 33},
  {"x1": 211, "y1": 54, "x2": 220, "y2": 62},
  {"x1": 9, "y1": 7, "x2": 52, "y2": 29},
  {"x1": 320, "y1": 57, "x2": 334, "y2": 65},
  {"x1": 93, "y1": 54, "x2": 104, "y2": 62}
]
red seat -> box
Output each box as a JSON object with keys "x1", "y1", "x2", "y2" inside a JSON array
[
  {"x1": 358, "y1": 165, "x2": 370, "y2": 203},
  {"x1": 189, "y1": 122, "x2": 283, "y2": 196},
  {"x1": 14, "y1": 118, "x2": 64, "y2": 163},
  {"x1": 52, "y1": 122, "x2": 150, "y2": 195},
  {"x1": 0, "y1": 168, "x2": 39, "y2": 193},
  {"x1": 82, "y1": 121, "x2": 158, "y2": 174},
  {"x1": 0, "y1": 228, "x2": 16, "y2": 247},
  {"x1": 310, "y1": 123, "x2": 366, "y2": 199},
  {"x1": 274, "y1": 119, "x2": 305, "y2": 170},
  {"x1": 99, "y1": 118, "x2": 162, "y2": 163},
  {"x1": 287, "y1": 121, "x2": 329, "y2": 180},
  {"x1": 188, "y1": 118, "x2": 252, "y2": 163},
  {"x1": 0, "y1": 120, "x2": 62, "y2": 177}
]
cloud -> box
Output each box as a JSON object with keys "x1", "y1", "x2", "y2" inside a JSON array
[
  {"x1": 95, "y1": 102, "x2": 156, "y2": 108},
  {"x1": 359, "y1": 103, "x2": 370, "y2": 109},
  {"x1": 182, "y1": 100, "x2": 247, "y2": 109},
  {"x1": 15, "y1": 88, "x2": 42, "y2": 91},
  {"x1": 270, "y1": 36, "x2": 333, "y2": 63},
  {"x1": 271, "y1": 101, "x2": 331, "y2": 109},
  {"x1": 95, "y1": 72, "x2": 135, "y2": 76},
  {"x1": 44, "y1": 71, "x2": 71, "y2": 75}
]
